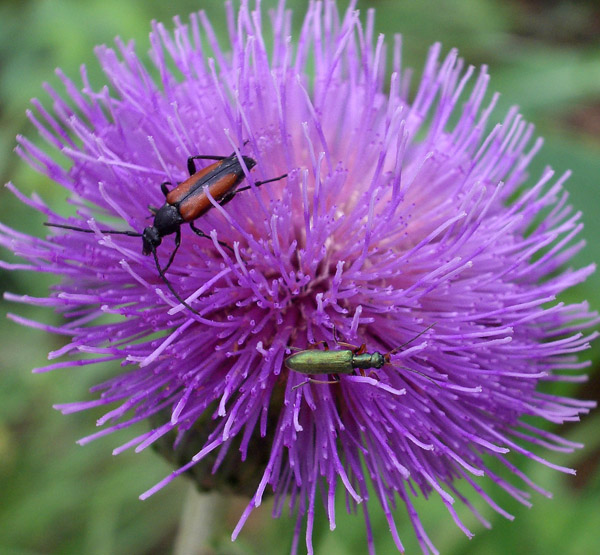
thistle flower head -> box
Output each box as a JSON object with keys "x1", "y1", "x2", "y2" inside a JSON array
[{"x1": 1, "y1": 1, "x2": 597, "y2": 553}]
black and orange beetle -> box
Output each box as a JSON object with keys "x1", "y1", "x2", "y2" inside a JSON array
[{"x1": 45, "y1": 150, "x2": 287, "y2": 314}]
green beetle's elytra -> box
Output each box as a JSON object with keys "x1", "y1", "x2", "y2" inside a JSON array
[{"x1": 285, "y1": 347, "x2": 385, "y2": 375}]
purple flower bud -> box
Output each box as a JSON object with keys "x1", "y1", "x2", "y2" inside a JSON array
[{"x1": 1, "y1": 1, "x2": 597, "y2": 553}]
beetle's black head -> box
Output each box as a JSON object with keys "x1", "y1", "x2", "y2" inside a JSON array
[
  {"x1": 241, "y1": 155, "x2": 257, "y2": 171},
  {"x1": 142, "y1": 226, "x2": 161, "y2": 255}
]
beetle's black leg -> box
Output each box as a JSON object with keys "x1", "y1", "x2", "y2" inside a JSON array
[
  {"x1": 162, "y1": 228, "x2": 181, "y2": 274},
  {"x1": 188, "y1": 221, "x2": 210, "y2": 241},
  {"x1": 160, "y1": 181, "x2": 172, "y2": 197},
  {"x1": 189, "y1": 221, "x2": 234, "y2": 253},
  {"x1": 150, "y1": 247, "x2": 200, "y2": 316},
  {"x1": 187, "y1": 155, "x2": 228, "y2": 175}
]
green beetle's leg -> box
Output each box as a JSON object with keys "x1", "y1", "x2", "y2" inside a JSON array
[{"x1": 292, "y1": 376, "x2": 341, "y2": 390}]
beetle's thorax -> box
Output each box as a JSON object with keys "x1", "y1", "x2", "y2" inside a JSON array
[
  {"x1": 154, "y1": 204, "x2": 184, "y2": 234},
  {"x1": 241, "y1": 155, "x2": 257, "y2": 171},
  {"x1": 352, "y1": 351, "x2": 385, "y2": 370}
]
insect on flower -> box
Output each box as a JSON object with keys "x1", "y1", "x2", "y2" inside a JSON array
[
  {"x1": 286, "y1": 325, "x2": 435, "y2": 388},
  {"x1": 45, "y1": 150, "x2": 287, "y2": 314}
]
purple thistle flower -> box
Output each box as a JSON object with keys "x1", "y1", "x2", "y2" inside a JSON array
[{"x1": 1, "y1": 1, "x2": 597, "y2": 553}]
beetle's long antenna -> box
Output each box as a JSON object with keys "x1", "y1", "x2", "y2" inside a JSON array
[
  {"x1": 234, "y1": 173, "x2": 287, "y2": 194},
  {"x1": 387, "y1": 362, "x2": 441, "y2": 387},
  {"x1": 46, "y1": 222, "x2": 200, "y2": 316},
  {"x1": 387, "y1": 323, "x2": 436, "y2": 357},
  {"x1": 151, "y1": 248, "x2": 201, "y2": 316},
  {"x1": 44, "y1": 222, "x2": 142, "y2": 237}
]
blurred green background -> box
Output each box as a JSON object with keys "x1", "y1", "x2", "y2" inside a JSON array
[{"x1": 1, "y1": 1, "x2": 599, "y2": 554}]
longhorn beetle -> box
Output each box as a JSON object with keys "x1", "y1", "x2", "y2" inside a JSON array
[
  {"x1": 286, "y1": 324, "x2": 435, "y2": 388},
  {"x1": 44, "y1": 150, "x2": 287, "y2": 315}
]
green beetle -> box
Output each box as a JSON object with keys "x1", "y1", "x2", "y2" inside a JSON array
[
  {"x1": 285, "y1": 324, "x2": 434, "y2": 383},
  {"x1": 285, "y1": 344, "x2": 386, "y2": 375}
]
